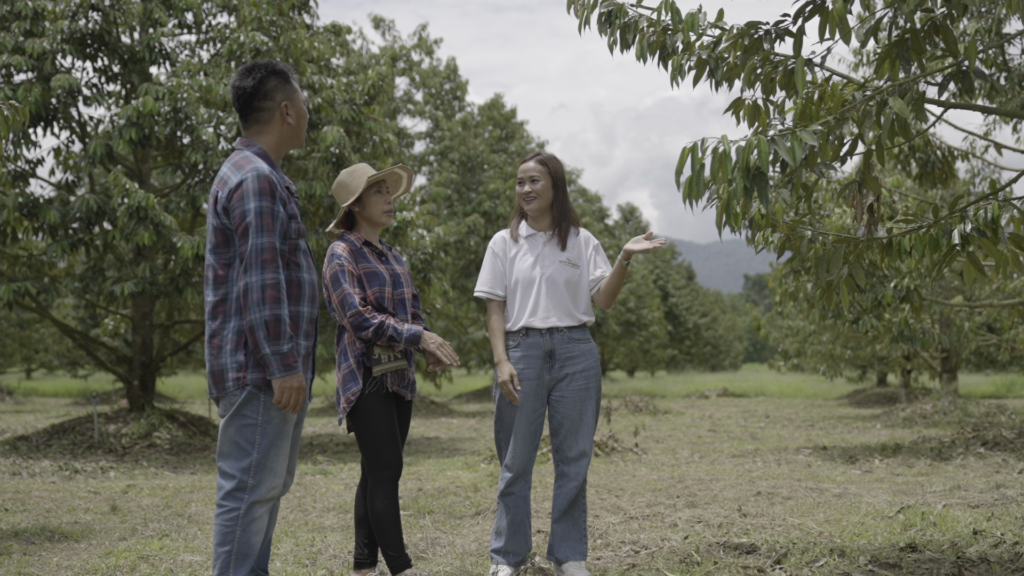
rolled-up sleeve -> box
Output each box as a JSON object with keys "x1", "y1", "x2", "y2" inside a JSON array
[
  {"x1": 230, "y1": 173, "x2": 300, "y2": 380},
  {"x1": 324, "y1": 250, "x2": 424, "y2": 348}
]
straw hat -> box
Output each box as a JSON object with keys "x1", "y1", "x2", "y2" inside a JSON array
[{"x1": 325, "y1": 163, "x2": 414, "y2": 239}]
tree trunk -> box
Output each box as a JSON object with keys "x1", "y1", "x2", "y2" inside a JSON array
[
  {"x1": 899, "y1": 366, "x2": 912, "y2": 403},
  {"x1": 875, "y1": 371, "x2": 888, "y2": 387},
  {"x1": 939, "y1": 349, "x2": 958, "y2": 398},
  {"x1": 125, "y1": 294, "x2": 158, "y2": 411},
  {"x1": 24, "y1": 367, "x2": 34, "y2": 380}
]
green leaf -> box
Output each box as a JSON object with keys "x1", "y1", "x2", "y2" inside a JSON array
[
  {"x1": 828, "y1": 245, "x2": 845, "y2": 275},
  {"x1": 675, "y1": 145, "x2": 691, "y2": 189},
  {"x1": 938, "y1": 20, "x2": 960, "y2": 58},
  {"x1": 966, "y1": 37, "x2": 978, "y2": 69},
  {"x1": 757, "y1": 135, "x2": 770, "y2": 173},
  {"x1": 965, "y1": 250, "x2": 986, "y2": 277},
  {"x1": 888, "y1": 96, "x2": 911, "y2": 119},
  {"x1": 797, "y1": 129, "x2": 818, "y2": 146},
  {"x1": 850, "y1": 261, "x2": 867, "y2": 288},
  {"x1": 753, "y1": 170, "x2": 770, "y2": 207},
  {"x1": 773, "y1": 135, "x2": 796, "y2": 167},
  {"x1": 794, "y1": 56, "x2": 805, "y2": 95}
]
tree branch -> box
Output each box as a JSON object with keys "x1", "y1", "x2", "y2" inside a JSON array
[
  {"x1": 923, "y1": 97, "x2": 1024, "y2": 121},
  {"x1": 923, "y1": 295, "x2": 1024, "y2": 309},
  {"x1": 155, "y1": 328, "x2": 205, "y2": 366},
  {"x1": 18, "y1": 296, "x2": 132, "y2": 366},
  {"x1": 933, "y1": 112, "x2": 1024, "y2": 155},
  {"x1": 16, "y1": 301, "x2": 132, "y2": 383}
]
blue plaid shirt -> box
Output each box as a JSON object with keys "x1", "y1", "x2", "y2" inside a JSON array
[
  {"x1": 204, "y1": 138, "x2": 319, "y2": 398},
  {"x1": 323, "y1": 231, "x2": 426, "y2": 426}
]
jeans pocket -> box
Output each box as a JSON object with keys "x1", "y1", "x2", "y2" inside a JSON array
[
  {"x1": 505, "y1": 334, "x2": 522, "y2": 350},
  {"x1": 563, "y1": 329, "x2": 594, "y2": 345},
  {"x1": 215, "y1": 388, "x2": 243, "y2": 419}
]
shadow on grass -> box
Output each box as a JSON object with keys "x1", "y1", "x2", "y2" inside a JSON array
[
  {"x1": 808, "y1": 424, "x2": 1024, "y2": 463},
  {"x1": 305, "y1": 393, "x2": 492, "y2": 421},
  {"x1": 842, "y1": 386, "x2": 934, "y2": 408},
  {"x1": 0, "y1": 523, "x2": 85, "y2": 555},
  {"x1": 298, "y1": 431, "x2": 483, "y2": 464}
]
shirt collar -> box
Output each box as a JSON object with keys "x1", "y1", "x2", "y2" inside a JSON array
[
  {"x1": 341, "y1": 230, "x2": 392, "y2": 253},
  {"x1": 519, "y1": 220, "x2": 547, "y2": 238},
  {"x1": 233, "y1": 137, "x2": 295, "y2": 191}
]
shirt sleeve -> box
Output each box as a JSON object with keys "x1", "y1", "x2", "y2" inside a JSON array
[
  {"x1": 474, "y1": 233, "x2": 508, "y2": 301},
  {"x1": 586, "y1": 231, "x2": 613, "y2": 296},
  {"x1": 230, "y1": 172, "x2": 300, "y2": 380},
  {"x1": 323, "y1": 247, "x2": 424, "y2": 349}
]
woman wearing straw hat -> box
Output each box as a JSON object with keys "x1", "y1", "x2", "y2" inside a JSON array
[
  {"x1": 323, "y1": 163, "x2": 460, "y2": 576},
  {"x1": 475, "y1": 151, "x2": 665, "y2": 576}
]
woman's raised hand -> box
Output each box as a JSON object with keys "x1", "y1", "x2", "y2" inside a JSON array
[
  {"x1": 421, "y1": 331, "x2": 460, "y2": 370},
  {"x1": 621, "y1": 231, "x2": 667, "y2": 259}
]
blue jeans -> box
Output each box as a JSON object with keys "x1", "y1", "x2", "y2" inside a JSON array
[
  {"x1": 212, "y1": 384, "x2": 307, "y2": 576},
  {"x1": 490, "y1": 325, "x2": 602, "y2": 567}
]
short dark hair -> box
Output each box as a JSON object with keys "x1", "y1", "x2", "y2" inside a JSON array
[
  {"x1": 230, "y1": 60, "x2": 299, "y2": 131},
  {"x1": 509, "y1": 151, "x2": 581, "y2": 251}
]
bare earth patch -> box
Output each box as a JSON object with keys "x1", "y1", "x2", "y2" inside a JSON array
[{"x1": 2, "y1": 390, "x2": 1024, "y2": 575}]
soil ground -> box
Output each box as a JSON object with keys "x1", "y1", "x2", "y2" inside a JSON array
[{"x1": 2, "y1": 379, "x2": 1024, "y2": 575}]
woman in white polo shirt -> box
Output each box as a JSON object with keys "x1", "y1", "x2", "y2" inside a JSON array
[{"x1": 474, "y1": 151, "x2": 666, "y2": 576}]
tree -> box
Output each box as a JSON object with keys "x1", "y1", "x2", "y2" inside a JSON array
[
  {"x1": 591, "y1": 204, "x2": 672, "y2": 375},
  {"x1": 0, "y1": 100, "x2": 26, "y2": 142},
  {"x1": 568, "y1": 0, "x2": 1024, "y2": 301},
  {"x1": 0, "y1": 307, "x2": 92, "y2": 380},
  {"x1": 0, "y1": 0, "x2": 468, "y2": 410},
  {"x1": 593, "y1": 203, "x2": 745, "y2": 375},
  {"x1": 733, "y1": 273, "x2": 775, "y2": 364},
  {"x1": 762, "y1": 167, "x2": 1024, "y2": 396}
]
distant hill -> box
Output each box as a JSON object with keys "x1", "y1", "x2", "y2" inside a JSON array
[{"x1": 670, "y1": 238, "x2": 779, "y2": 293}]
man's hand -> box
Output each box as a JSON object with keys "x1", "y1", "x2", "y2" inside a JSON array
[{"x1": 271, "y1": 372, "x2": 307, "y2": 415}]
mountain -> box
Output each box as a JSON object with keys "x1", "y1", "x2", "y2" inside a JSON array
[{"x1": 669, "y1": 238, "x2": 779, "y2": 293}]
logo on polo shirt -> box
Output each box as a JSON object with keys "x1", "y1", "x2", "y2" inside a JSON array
[{"x1": 559, "y1": 257, "x2": 581, "y2": 271}]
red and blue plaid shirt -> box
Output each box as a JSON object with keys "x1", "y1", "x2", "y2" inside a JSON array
[
  {"x1": 204, "y1": 138, "x2": 320, "y2": 398},
  {"x1": 323, "y1": 231, "x2": 426, "y2": 425}
]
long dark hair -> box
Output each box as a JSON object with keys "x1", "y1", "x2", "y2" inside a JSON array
[{"x1": 508, "y1": 151, "x2": 581, "y2": 251}]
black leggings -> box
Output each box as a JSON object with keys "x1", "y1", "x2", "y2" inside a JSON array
[{"x1": 347, "y1": 376, "x2": 414, "y2": 574}]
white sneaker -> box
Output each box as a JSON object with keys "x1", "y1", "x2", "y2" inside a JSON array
[
  {"x1": 488, "y1": 565, "x2": 520, "y2": 576},
  {"x1": 553, "y1": 561, "x2": 591, "y2": 576}
]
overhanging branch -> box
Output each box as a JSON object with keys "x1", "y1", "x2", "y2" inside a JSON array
[
  {"x1": 923, "y1": 295, "x2": 1024, "y2": 309},
  {"x1": 923, "y1": 97, "x2": 1024, "y2": 121},
  {"x1": 155, "y1": 328, "x2": 205, "y2": 366}
]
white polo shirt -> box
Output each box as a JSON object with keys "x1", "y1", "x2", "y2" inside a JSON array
[{"x1": 474, "y1": 222, "x2": 612, "y2": 331}]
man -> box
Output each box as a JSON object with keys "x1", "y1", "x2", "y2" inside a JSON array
[{"x1": 205, "y1": 60, "x2": 318, "y2": 576}]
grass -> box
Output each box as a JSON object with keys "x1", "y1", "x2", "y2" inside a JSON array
[
  {"x1": 6, "y1": 363, "x2": 1024, "y2": 402},
  {"x1": 3, "y1": 366, "x2": 1024, "y2": 574}
]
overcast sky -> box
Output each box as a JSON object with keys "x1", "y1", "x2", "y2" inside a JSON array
[{"x1": 321, "y1": 0, "x2": 796, "y2": 243}]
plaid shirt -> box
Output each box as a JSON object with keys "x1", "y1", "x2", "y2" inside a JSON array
[
  {"x1": 204, "y1": 138, "x2": 319, "y2": 398},
  {"x1": 323, "y1": 231, "x2": 426, "y2": 425}
]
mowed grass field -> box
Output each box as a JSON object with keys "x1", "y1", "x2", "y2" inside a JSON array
[{"x1": 2, "y1": 366, "x2": 1024, "y2": 575}]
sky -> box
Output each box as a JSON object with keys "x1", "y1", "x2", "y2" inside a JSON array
[{"x1": 320, "y1": 0, "x2": 796, "y2": 244}]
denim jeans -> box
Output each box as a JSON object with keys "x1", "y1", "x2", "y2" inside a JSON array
[
  {"x1": 212, "y1": 384, "x2": 307, "y2": 576},
  {"x1": 490, "y1": 324, "x2": 602, "y2": 567}
]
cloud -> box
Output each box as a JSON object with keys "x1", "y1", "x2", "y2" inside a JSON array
[{"x1": 323, "y1": 0, "x2": 794, "y2": 242}]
